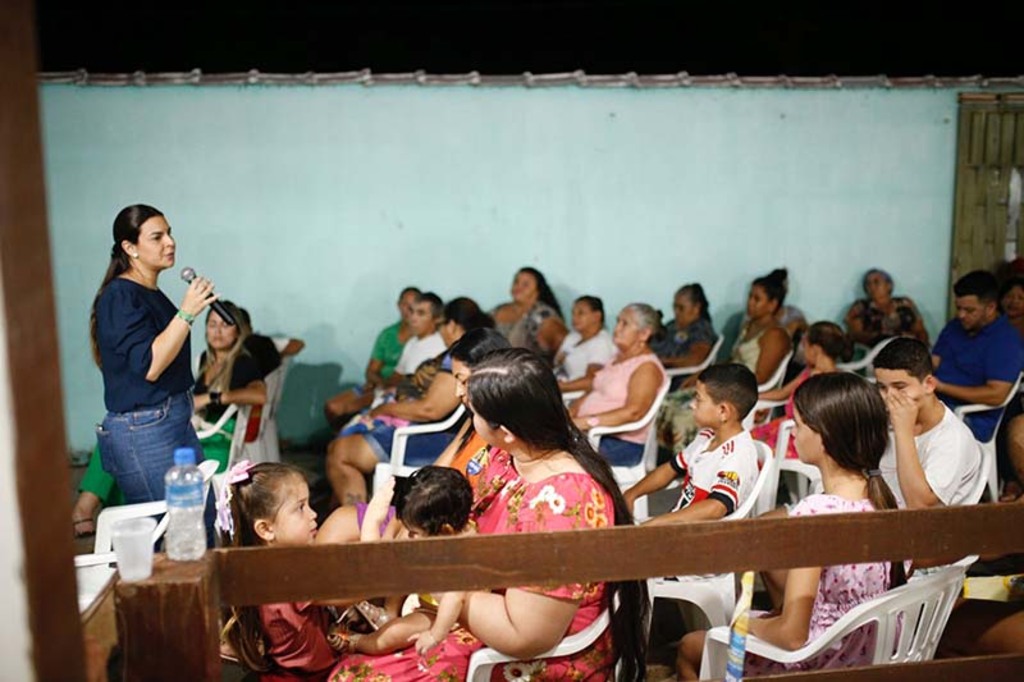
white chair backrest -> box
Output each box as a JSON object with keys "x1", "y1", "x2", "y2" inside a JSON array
[
  {"x1": 757, "y1": 350, "x2": 793, "y2": 393},
  {"x1": 466, "y1": 609, "x2": 611, "y2": 682},
  {"x1": 837, "y1": 336, "x2": 898, "y2": 374},
  {"x1": 701, "y1": 562, "x2": 967, "y2": 677},
  {"x1": 664, "y1": 335, "x2": 725, "y2": 379},
  {"x1": 591, "y1": 380, "x2": 672, "y2": 491},
  {"x1": 729, "y1": 440, "x2": 776, "y2": 520},
  {"x1": 373, "y1": 404, "x2": 467, "y2": 492},
  {"x1": 954, "y1": 371, "x2": 1024, "y2": 445}
]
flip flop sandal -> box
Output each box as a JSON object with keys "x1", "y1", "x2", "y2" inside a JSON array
[{"x1": 354, "y1": 600, "x2": 392, "y2": 631}]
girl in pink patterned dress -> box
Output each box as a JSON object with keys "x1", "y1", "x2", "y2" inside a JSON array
[
  {"x1": 329, "y1": 348, "x2": 649, "y2": 681},
  {"x1": 678, "y1": 372, "x2": 907, "y2": 679},
  {"x1": 751, "y1": 321, "x2": 852, "y2": 459}
]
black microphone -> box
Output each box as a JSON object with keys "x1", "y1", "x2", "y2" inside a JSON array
[{"x1": 180, "y1": 266, "x2": 236, "y2": 326}]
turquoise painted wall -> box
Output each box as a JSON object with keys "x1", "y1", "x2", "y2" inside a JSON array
[{"x1": 40, "y1": 85, "x2": 959, "y2": 451}]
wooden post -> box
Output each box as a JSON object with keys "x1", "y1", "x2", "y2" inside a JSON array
[{"x1": 115, "y1": 554, "x2": 221, "y2": 681}]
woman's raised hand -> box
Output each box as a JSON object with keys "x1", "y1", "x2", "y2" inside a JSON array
[{"x1": 180, "y1": 276, "x2": 218, "y2": 317}]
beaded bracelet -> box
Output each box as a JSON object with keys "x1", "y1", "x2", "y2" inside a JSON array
[{"x1": 176, "y1": 309, "x2": 196, "y2": 325}]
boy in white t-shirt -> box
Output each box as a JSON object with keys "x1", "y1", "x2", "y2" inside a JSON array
[
  {"x1": 874, "y1": 337, "x2": 982, "y2": 508},
  {"x1": 625, "y1": 364, "x2": 760, "y2": 525},
  {"x1": 393, "y1": 292, "x2": 447, "y2": 376}
]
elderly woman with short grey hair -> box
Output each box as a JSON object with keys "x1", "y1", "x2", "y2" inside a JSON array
[{"x1": 569, "y1": 303, "x2": 669, "y2": 466}]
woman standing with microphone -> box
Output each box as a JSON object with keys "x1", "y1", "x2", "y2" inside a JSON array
[{"x1": 90, "y1": 204, "x2": 218, "y2": 507}]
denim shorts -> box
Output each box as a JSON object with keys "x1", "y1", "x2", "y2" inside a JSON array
[
  {"x1": 363, "y1": 423, "x2": 455, "y2": 467},
  {"x1": 598, "y1": 437, "x2": 645, "y2": 467},
  {"x1": 97, "y1": 391, "x2": 216, "y2": 544}
]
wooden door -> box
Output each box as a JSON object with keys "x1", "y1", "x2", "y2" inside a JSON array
[{"x1": 951, "y1": 93, "x2": 1024, "y2": 310}]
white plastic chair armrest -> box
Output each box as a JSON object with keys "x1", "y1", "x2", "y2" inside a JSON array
[
  {"x1": 390, "y1": 405, "x2": 465, "y2": 470},
  {"x1": 665, "y1": 365, "x2": 697, "y2": 378},
  {"x1": 562, "y1": 390, "x2": 585, "y2": 403},
  {"x1": 194, "y1": 404, "x2": 239, "y2": 439},
  {"x1": 663, "y1": 336, "x2": 725, "y2": 378},
  {"x1": 954, "y1": 402, "x2": 1000, "y2": 418},
  {"x1": 75, "y1": 552, "x2": 117, "y2": 568}
]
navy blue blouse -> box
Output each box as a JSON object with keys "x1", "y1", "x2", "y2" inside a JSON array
[{"x1": 96, "y1": 278, "x2": 193, "y2": 412}]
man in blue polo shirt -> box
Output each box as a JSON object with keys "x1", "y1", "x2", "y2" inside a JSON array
[{"x1": 932, "y1": 270, "x2": 1022, "y2": 441}]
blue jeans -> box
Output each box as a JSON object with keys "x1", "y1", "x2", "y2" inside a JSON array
[
  {"x1": 97, "y1": 391, "x2": 216, "y2": 544},
  {"x1": 363, "y1": 423, "x2": 455, "y2": 467},
  {"x1": 598, "y1": 437, "x2": 645, "y2": 467}
]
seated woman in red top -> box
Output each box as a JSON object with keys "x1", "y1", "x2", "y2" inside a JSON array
[{"x1": 329, "y1": 348, "x2": 649, "y2": 681}]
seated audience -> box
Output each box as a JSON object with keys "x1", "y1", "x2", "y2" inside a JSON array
[
  {"x1": 324, "y1": 296, "x2": 487, "y2": 505},
  {"x1": 677, "y1": 373, "x2": 906, "y2": 679},
  {"x1": 752, "y1": 321, "x2": 852, "y2": 459},
  {"x1": 568, "y1": 303, "x2": 669, "y2": 466},
  {"x1": 658, "y1": 268, "x2": 792, "y2": 451},
  {"x1": 998, "y1": 277, "x2": 1024, "y2": 500},
  {"x1": 71, "y1": 301, "x2": 267, "y2": 535},
  {"x1": 874, "y1": 337, "x2": 982, "y2": 507},
  {"x1": 315, "y1": 327, "x2": 511, "y2": 545},
  {"x1": 328, "y1": 348, "x2": 648, "y2": 681},
  {"x1": 932, "y1": 270, "x2": 1022, "y2": 441},
  {"x1": 554, "y1": 295, "x2": 617, "y2": 388},
  {"x1": 843, "y1": 268, "x2": 929, "y2": 346},
  {"x1": 237, "y1": 306, "x2": 306, "y2": 378},
  {"x1": 650, "y1": 283, "x2": 718, "y2": 370},
  {"x1": 491, "y1": 266, "x2": 568, "y2": 362},
  {"x1": 624, "y1": 364, "x2": 759, "y2": 525},
  {"x1": 324, "y1": 286, "x2": 420, "y2": 429}
]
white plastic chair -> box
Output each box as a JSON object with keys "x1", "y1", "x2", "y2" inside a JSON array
[
  {"x1": 772, "y1": 418, "x2": 823, "y2": 505},
  {"x1": 836, "y1": 337, "x2": 898, "y2": 375},
  {"x1": 372, "y1": 404, "x2": 466, "y2": 493},
  {"x1": 757, "y1": 350, "x2": 794, "y2": 394},
  {"x1": 664, "y1": 335, "x2": 725, "y2": 379},
  {"x1": 465, "y1": 609, "x2": 610, "y2": 681},
  {"x1": 647, "y1": 442, "x2": 776, "y2": 628},
  {"x1": 699, "y1": 561, "x2": 968, "y2": 679},
  {"x1": 75, "y1": 459, "x2": 219, "y2": 612},
  {"x1": 587, "y1": 381, "x2": 671, "y2": 519},
  {"x1": 953, "y1": 371, "x2": 1023, "y2": 501}
]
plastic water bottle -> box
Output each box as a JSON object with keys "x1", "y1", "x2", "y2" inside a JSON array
[{"x1": 164, "y1": 447, "x2": 206, "y2": 561}]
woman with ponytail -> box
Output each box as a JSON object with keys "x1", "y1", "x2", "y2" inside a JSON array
[
  {"x1": 331, "y1": 348, "x2": 649, "y2": 681},
  {"x1": 677, "y1": 372, "x2": 906, "y2": 679},
  {"x1": 90, "y1": 204, "x2": 219, "y2": 510}
]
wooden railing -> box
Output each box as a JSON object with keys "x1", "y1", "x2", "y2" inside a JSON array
[{"x1": 114, "y1": 503, "x2": 1024, "y2": 680}]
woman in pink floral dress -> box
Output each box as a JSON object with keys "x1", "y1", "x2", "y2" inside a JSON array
[
  {"x1": 678, "y1": 372, "x2": 908, "y2": 679},
  {"x1": 329, "y1": 348, "x2": 649, "y2": 681}
]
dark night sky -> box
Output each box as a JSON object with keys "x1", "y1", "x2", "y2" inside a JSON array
[{"x1": 34, "y1": 1, "x2": 1024, "y2": 77}]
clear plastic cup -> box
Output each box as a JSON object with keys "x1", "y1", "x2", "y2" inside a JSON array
[{"x1": 111, "y1": 517, "x2": 157, "y2": 582}]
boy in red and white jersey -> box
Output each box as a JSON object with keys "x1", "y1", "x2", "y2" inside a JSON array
[{"x1": 625, "y1": 364, "x2": 759, "y2": 525}]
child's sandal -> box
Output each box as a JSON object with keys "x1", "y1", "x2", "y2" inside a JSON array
[{"x1": 354, "y1": 600, "x2": 392, "y2": 630}]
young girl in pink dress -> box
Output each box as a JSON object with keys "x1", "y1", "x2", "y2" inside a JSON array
[
  {"x1": 678, "y1": 372, "x2": 907, "y2": 679},
  {"x1": 218, "y1": 461, "x2": 341, "y2": 682},
  {"x1": 329, "y1": 348, "x2": 649, "y2": 681},
  {"x1": 751, "y1": 321, "x2": 852, "y2": 458}
]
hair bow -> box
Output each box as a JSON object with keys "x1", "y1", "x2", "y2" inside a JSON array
[{"x1": 216, "y1": 460, "x2": 257, "y2": 539}]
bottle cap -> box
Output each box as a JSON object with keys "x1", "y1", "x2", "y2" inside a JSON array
[{"x1": 173, "y1": 447, "x2": 197, "y2": 467}]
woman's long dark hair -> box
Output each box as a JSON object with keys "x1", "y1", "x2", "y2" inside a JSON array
[
  {"x1": 518, "y1": 266, "x2": 563, "y2": 319},
  {"x1": 467, "y1": 348, "x2": 649, "y2": 681},
  {"x1": 89, "y1": 204, "x2": 164, "y2": 366},
  {"x1": 805, "y1": 321, "x2": 854, "y2": 363},
  {"x1": 793, "y1": 373, "x2": 907, "y2": 588},
  {"x1": 448, "y1": 328, "x2": 512, "y2": 452},
  {"x1": 443, "y1": 296, "x2": 495, "y2": 333}
]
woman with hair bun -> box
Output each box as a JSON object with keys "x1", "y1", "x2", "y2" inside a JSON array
[{"x1": 658, "y1": 268, "x2": 793, "y2": 451}]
